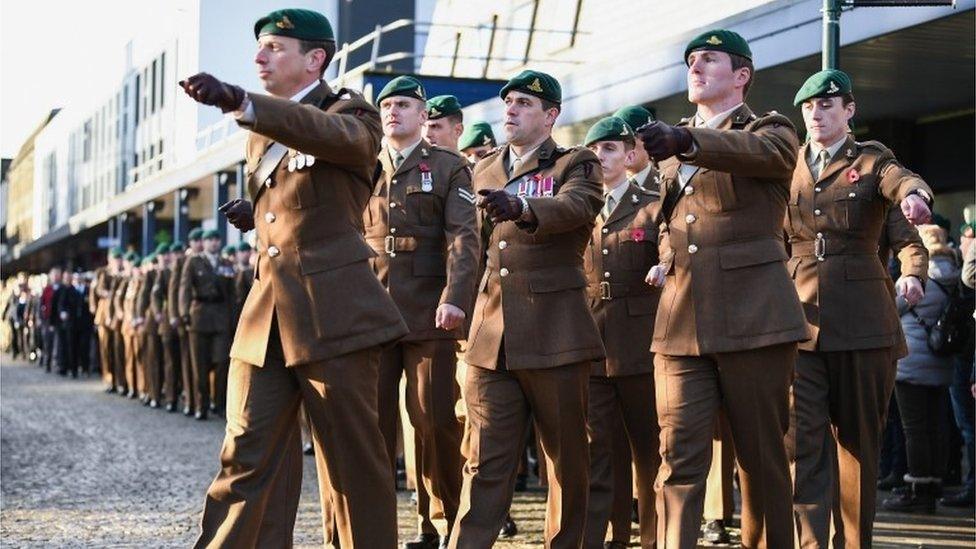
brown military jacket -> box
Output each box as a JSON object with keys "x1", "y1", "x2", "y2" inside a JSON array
[
  {"x1": 168, "y1": 255, "x2": 187, "y2": 329},
  {"x1": 122, "y1": 273, "x2": 142, "y2": 336},
  {"x1": 786, "y1": 137, "x2": 931, "y2": 355},
  {"x1": 585, "y1": 182, "x2": 661, "y2": 376},
  {"x1": 635, "y1": 163, "x2": 662, "y2": 194},
  {"x1": 138, "y1": 269, "x2": 157, "y2": 336},
  {"x1": 229, "y1": 81, "x2": 408, "y2": 367},
  {"x1": 465, "y1": 137, "x2": 605, "y2": 370},
  {"x1": 152, "y1": 267, "x2": 173, "y2": 336},
  {"x1": 364, "y1": 140, "x2": 480, "y2": 340},
  {"x1": 179, "y1": 253, "x2": 234, "y2": 335},
  {"x1": 652, "y1": 104, "x2": 808, "y2": 356},
  {"x1": 90, "y1": 267, "x2": 114, "y2": 327},
  {"x1": 111, "y1": 275, "x2": 128, "y2": 331}
]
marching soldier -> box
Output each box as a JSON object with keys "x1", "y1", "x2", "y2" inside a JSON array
[
  {"x1": 138, "y1": 254, "x2": 161, "y2": 406},
  {"x1": 367, "y1": 76, "x2": 480, "y2": 548},
  {"x1": 178, "y1": 230, "x2": 233, "y2": 421},
  {"x1": 423, "y1": 94, "x2": 464, "y2": 151},
  {"x1": 170, "y1": 236, "x2": 196, "y2": 416},
  {"x1": 110, "y1": 252, "x2": 131, "y2": 395},
  {"x1": 639, "y1": 30, "x2": 808, "y2": 548},
  {"x1": 582, "y1": 116, "x2": 661, "y2": 549},
  {"x1": 121, "y1": 252, "x2": 143, "y2": 399},
  {"x1": 613, "y1": 105, "x2": 661, "y2": 193},
  {"x1": 91, "y1": 247, "x2": 124, "y2": 391},
  {"x1": 785, "y1": 69, "x2": 932, "y2": 547},
  {"x1": 451, "y1": 70, "x2": 605, "y2": 549},
  {"x1": 457, "y1": 122, "x2": 497, "y2": 166},
  {"x1": 181, "y1": 8, "x2": 408, "y2": 547},
  {"x1": 152, "y1": 243, "x2": 181, "y2": 412}
]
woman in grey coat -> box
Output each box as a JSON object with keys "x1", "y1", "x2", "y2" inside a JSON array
[{"x1": 883, "y1": 224, "x2": 961, "y2": 512}]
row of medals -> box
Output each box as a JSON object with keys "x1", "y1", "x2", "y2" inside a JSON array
[{"x1": 288, "y1": 153, "x2": 316, "y2": 172}]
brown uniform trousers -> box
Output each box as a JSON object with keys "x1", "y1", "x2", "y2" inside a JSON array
[
  {"x1": 111, "y1": 276, "x2": 128, "y2": 393},
  {"x1": 138, "y1": 269, "x2": 161, "y2": 402},
  {"x1": 365, "y1": 139, "x2": 480, "y2": 536},
  {"x1": 89, "y1": 268, "x2": 116, "y2": 387},
  {"x1": 703, "y1": 413, "x2": 735, "y2": 523},
  {"x1": 197, "y1": 82, "x2": 408, "y2": 549},
  {"x1": 785, "y1": 138, "x2": 930, "y2": 548},
  {"x1": 583, "y1": 182, "x2": 661, "y2": 549},
  {"x1": 652, "y1": 105, "x2": 808, "y2": 549},
  {"x1": 152, "y1": 267, "x2": 180, "y2": 406},
  {"x1": 170, "y1": 254, "x2": 194, "y2": 412},
  {"x1": 450, "y1": 138, "x2": 605, "y2": 549},
  {"x1": 179, "y1": 254, "x2": 233, "y2": 415},
  {"x1": 122, "y1": 274, "x2": 143, "y2": 396}
]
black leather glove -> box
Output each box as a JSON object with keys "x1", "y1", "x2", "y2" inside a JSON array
[
  {"x1": 218, "y1": 199, "x2": 255, "y2": 232},
  {"x1": 636, "y1": 121, "x2": 694, "y2": 162},
  {"x1": 477, "y1": 189, "x2": 523, "y2": 223},
  {"x1": 180, "y1": 73, "x2": 245, "y2": 113}
]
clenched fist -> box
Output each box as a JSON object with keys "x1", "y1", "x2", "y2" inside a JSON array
[
  {"x1": 180, "y1": 73, "x2": 246, "y2": 113},
  {"x1": 636, "y1": 121, "x2": 693, "y2": 162},
  {"x1": 478, "y1": 189, "x2": 524, "y2": 223}
]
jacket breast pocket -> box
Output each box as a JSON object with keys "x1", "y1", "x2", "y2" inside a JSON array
[
  {"x1": 698, "y1": 171, "x2": 738, "y2": 213},
  {"x1": 280, "y1": 169, "x2": 320, "y2": 210},
  {"x1": 406, "y1": 186, "x2": 440, "y2": 226},
  {"x1": 833, "y1": 180, "x2": 876, "y2": 231}
]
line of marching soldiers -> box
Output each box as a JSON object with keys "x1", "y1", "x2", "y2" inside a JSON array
[{"x1": 87, "y1": 228, "x2": 254, "y2": 420}]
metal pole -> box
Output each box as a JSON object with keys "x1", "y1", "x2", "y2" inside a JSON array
[
  {"x1": 142, "y1": 202, "x2": 157, "y2": 257},
  {"x1": 482, "y1": 14, "x2": 498, "y2": 79},
  {"x1": 822, "y1": 0, "x2": 842, "y2": 69},
  {"x1": 450, "y1": 32, "x2": 462, "y2": 77}
]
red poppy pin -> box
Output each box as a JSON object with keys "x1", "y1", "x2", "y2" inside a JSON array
[
  {"x1": 631, "y1": 228, "x2": 645, "y2": 242},
  {"x1": 418, "y1": 162, "x2": 430, "y2": 173},
  {"x1": 846, "y1": 168, "x2": 860, "y2": 184}
]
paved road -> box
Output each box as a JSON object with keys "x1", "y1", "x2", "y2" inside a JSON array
[{"x1": 1, "y1": 355, "x2": 973, "y2": 547}]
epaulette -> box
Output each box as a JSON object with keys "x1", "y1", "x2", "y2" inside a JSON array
[
  {"x1": 429, "y1": 144, "x2": 464, "y2": 159},
  {"x1": 855, "y1": 140, "x2": 890, "y2": 153}
]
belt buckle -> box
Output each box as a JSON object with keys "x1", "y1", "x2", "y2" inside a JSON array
[
  {"x1": 815, "y1": 234, "x2": 826, "y2": 261},
  {"x1": 600, "y1": 281, "x2": 611, "y2": 300},
  {"x1": 384, "y1": 235, "x2": 396, "y2": 256}
]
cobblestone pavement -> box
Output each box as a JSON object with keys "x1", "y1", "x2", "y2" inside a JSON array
[{"x1": 1, "y1": 355, "x2": 973, "y2": 547}]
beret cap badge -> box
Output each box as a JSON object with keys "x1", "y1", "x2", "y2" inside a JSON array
[
  {"x1": 705, "y1": 35, "x2": 723, "y2": 45},
  {"x1": 527, "y1": 78, "x2": 544, "y2": 93},
  {"x1": 276, "y1": 15, "x2": 295, "y2": 29}
]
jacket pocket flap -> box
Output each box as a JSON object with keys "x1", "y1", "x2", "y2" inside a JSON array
[
  {"x1": 528, "y1": 267, "x2": 587, "y2": 293},
  {"x1": 299, "y1": 232, "x2": 376, "y2": 275},
  {"x1": 718, "y1": 239, "x2": 788, "y2": 270},
  {"x1": 844, "y1": 256, "x2": 887, "y2": 280}
]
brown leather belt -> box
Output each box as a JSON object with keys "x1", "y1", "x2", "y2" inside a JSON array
[
  {"x1": 587, "y1": 282, "x2": 650, "y2": 301},
  {"x1": 792, "y1": 236, "x2": 878, "y2": 260}
]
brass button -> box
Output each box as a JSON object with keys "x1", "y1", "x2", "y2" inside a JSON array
[
  {"x1": 390, "y1": 201, "x2": 397, "y2": 208},
  {"x1": 268, "y1": 246, "x2": 280, "y2": 258},
  {"x1": 814, "y1": 187, "x2": 822, "y2": 193},
  {"x1": 602, "y1": 227, "x2": 609, "y2": 234},
  {"x1": 816, "y1": 232, "x2": 823, "y2": 238},
  {"x1": 498, "y1": 241, "x2": 508, "y2": 250},
  {"x1": 604, "y1": 271, "x2": 611, "y2": 279},
  {"x1": 814, "y1": 209, "x2": 822, "y2": 216},
  {"x1": 392, "y1": 179, "x2": 398, "y2": 185},
  {"x1": 685, "y1": 214, "x2": 696, "y2": 224},
  {"x1": 499, "y1": 267, "x2": 510, "y2": 277},
  {"x1": 848, "y1": 192, "x2": 856, "y2": 198},
  {"x1": 688, "y1": 244, "x2": 699, "y2": 254},
  {"x1": 265, "y1": 212, "x2": 276, "y2": 223},
  {"x1": 602, "y1": 249, "x2": 609, "y2": 255},
  {"x1": 264, "y1": 177, "x2": 273, "y2": 188},
  {"x1": 390, "y1": 227, "x2": 397, "y2": 234},
  {"x1": 684, "y1": 186, "x2": 695, "y2": 196}
]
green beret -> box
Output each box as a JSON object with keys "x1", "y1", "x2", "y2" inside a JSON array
[
  {"x1": 499, "y1": 70, "x2": 561, "y2": 104},
  {"x1": 961, "y1": 221, "x2": 976, "y2": 236},
  {"x1": 584, "y1": 116, "x2": 635, "y2": 147},
  {"x1": 222, "y1": 245, "x2": 236, "y2": 256},
  {"x1": 154, "y1": 242, "x2": 170, "y2": 255},
  {"x1": 426, "y1": 95, "x2": 462, "y2": 119},
  {"x1": 124, "y1": 251, "x2": 140, "y2": 263},
  {"x1": 187, "y1": 228, "x2": 204, "y2": 241},
  {"x1": 613, "y1": 105, "x2": 655, "y2": 132},
  {"x1": 202, "y1": 229, "x2": 221, "y2": 240},
  {"x1": 684, "y1": 29, "x2": 752, "y2": 64},
  {"x1": 254, "y1": 9, "x2": 335, "y2": 42},
  {"x1": 236, "y1": 241, "x2": 253, "y2": 252},
  {"x1": 109, "y1": 246, "x2": 124, "y2": 259},
  {"x1": 793, "y1": 69, "x2": 853, "y2": 106},
  {"x1": 458, "y1": 121, "x2": 496, "y2": 151},
  {"x1": 376, "y1": 76, "x2": 426, "y2": 105},
  {"x1": 141, "y1": 254, "x2": 156, "y2": 267},
  {"x1": 168, "y1": 241, "x2": 186, "y2": 253}
]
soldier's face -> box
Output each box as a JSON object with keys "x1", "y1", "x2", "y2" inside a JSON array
[
  {"x1": 686, "y1": 51, "x2": 749, "y2": 105},
  {"x1": 380, "y1": 97, "x2": 427, "y2": 140},
  {"x1": 589, "y1": 141, "x2": 634, "y2": 188},
  {"x1": 503, "y1": 91, "x2": 557, "y2": 146},
  {"x1": 190, "y1": 239, "x2": 204, "y2": 253},
  {"x1": 463, "y1": 145, "x2": 493, "y2": 164},
  {"x1": 423, "y1": 118, "x2": 462, "y2": 150},
  {"x1": 629, "y1": 136, "x2": 650, "y2": 171},
  {"x1": 801, "y1": 96, "x2": 855, "y2": 146},
  {"x1": 204, "y1": 238, "x2": 221, "y2": 254},
  {"x1": 254, "y1": 35, "x2": 322, "y2": 96}
]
